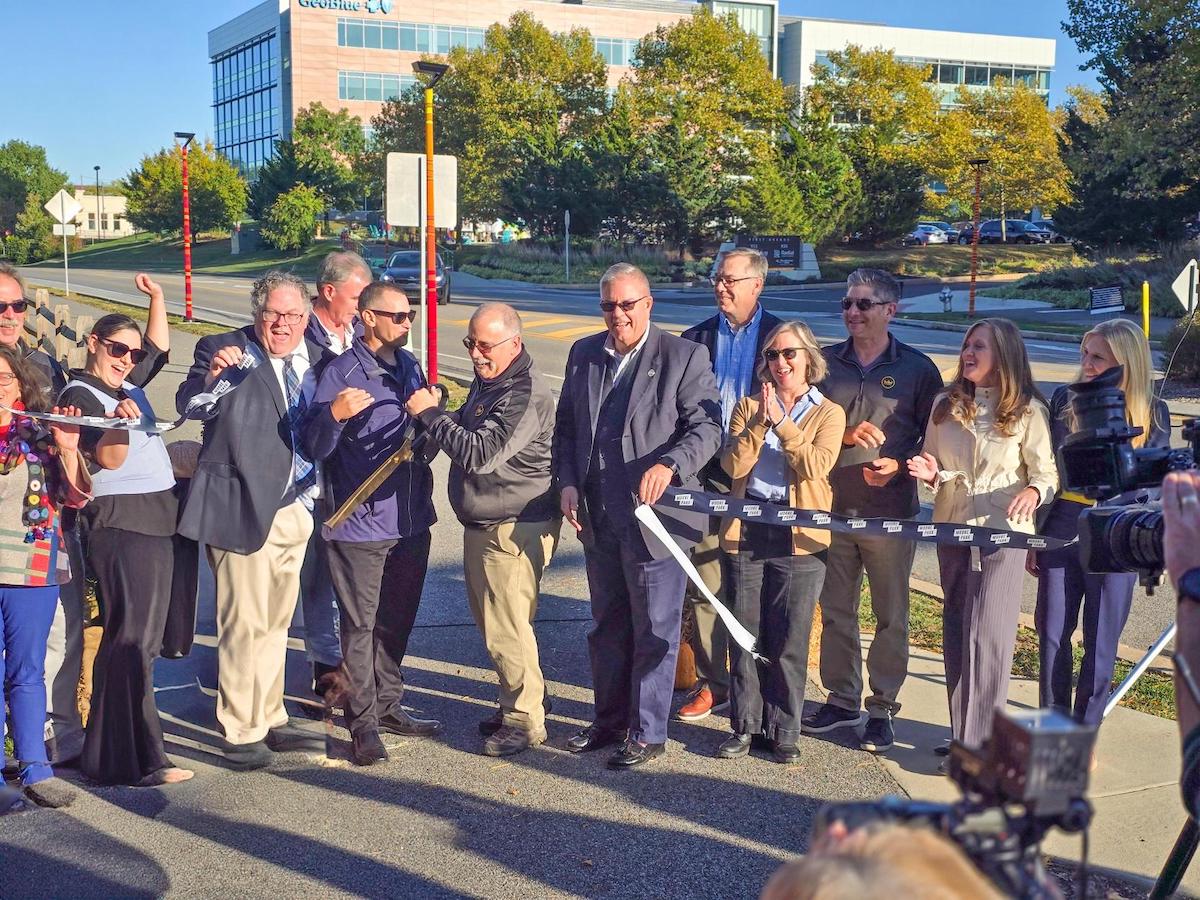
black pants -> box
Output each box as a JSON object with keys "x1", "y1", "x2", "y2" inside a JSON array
[
  {"x1": 326, "y1": 531, "x2": 431, "y2": 735},
  {"x1": 726, "y1": 521, "x2": 826, "y2": 743},
  {"x1": 80, "y1": 527, "x2": 173, "y2": 785}
]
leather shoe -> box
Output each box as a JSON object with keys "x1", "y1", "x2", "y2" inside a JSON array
[
  {"x1": 772, "y1": 740, "x2": 802, "y2": 764},
  {"x1": 717, "y1": 733, "x2": 753, "y2": 759},
  {"x1": 265, "y1": 720, "x2": 326, "y2": 753},
  {"x1": 479, "y1": 694, "x2": 553, "y2": 737},
  {"x1": 221, "y1": 739, "x2": 274, "y2": 771},
  {"x1": 352, "y1": 729, "x2": 389, "y2": 767},
  {"x1": 378, "y1": 708, "x2": 442, "y2": 738},
  {"x1": 607, "y1": 740, "x2": 666, "y2": 769},
  {"x1": 565, "y1": 725, "x2": 624, "y2": 754}
]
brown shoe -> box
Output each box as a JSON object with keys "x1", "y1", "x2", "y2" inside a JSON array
[
  {"x1": 483, "y1": 724, "x2": 547, "y2": 758},
  {"x1": 676, "y1": 686, "x2": 716, "y2": 722}
]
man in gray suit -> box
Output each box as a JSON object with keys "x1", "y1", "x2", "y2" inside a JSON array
[{"x1": 553, "y1": 263, "x2": 721, "y2": 768}]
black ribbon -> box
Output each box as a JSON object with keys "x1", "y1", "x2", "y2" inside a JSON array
[{"x1": 656, "y1": 486, "x2": 1074, "y2": 552}]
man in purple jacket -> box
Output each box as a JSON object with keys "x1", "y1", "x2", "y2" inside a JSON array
[{"x1": 305, "y1": 281, "x2": 440, "y2": 766}]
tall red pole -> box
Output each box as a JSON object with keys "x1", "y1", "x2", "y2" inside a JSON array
[
  {"x1": 423, "y1": 86, "x2": 438, "y2": 382},
  {"x1": 181, "y1": 141, "x2": 194, "y2": 322},
  {"x1": 969, "y1": 162, "x2": 983, "y2": 319}
]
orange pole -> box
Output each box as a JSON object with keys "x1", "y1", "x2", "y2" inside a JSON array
[
  {"x1": 424, "y1": 86, "x2": 438, "y2": 381},
  {"x1": 969, "y1": 164, "x2": 981, "y2": 319},
  {"x1": 181, "y1": 142, "x2": 193, "y2": 321}
]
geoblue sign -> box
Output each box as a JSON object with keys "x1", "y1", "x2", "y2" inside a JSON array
[{"x1": 297, "y1": 0, "x2": 393, "y2": 12}]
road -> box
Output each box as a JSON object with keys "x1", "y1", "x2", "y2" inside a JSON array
[{"x1": 20, "y1": 265, "x2": 1175, "y2": 654}]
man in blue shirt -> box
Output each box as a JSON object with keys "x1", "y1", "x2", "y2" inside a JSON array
[{"x1": 679, "y1": 248, "x2": 782, "y2": 721}]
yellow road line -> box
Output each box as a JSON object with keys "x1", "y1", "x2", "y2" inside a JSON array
[{"x1": 538, "y1": 324, "x2": 606, "y2": 340}]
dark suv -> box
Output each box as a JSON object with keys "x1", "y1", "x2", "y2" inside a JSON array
[{"x1": 958, "y1": 219, "x2": 1051, "y2": 245}]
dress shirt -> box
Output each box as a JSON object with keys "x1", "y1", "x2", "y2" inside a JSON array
[
  {"x1": 714, "y1": 305, "x2": 763, "y2": 431},
  {"x1": 602, "y1": 325, "x2": 651, "y2": 388},
  {"x1": 316, "y1": 315, "x2": 354, "y2": 355},
  {"x1": 269, "y1": 344, "x2": 321, "y2": 504},
  {"x1": 746, "y1": 386, "x2": 824, "y2": 502}
]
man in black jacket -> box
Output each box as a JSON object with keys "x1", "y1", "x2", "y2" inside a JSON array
[
  {"x1": 677, "y1": 247, "x2": 782, "y2": 722},
  {"x1": 408, "y1": 303, "x2": 559, "y2": 757}
]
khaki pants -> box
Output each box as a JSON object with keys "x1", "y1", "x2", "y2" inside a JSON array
[
  {"x1": 464, "y1": 519, "x2": 559, "y2": 732},
  {"x1": 686, "y1": 527, "x2": 730, "y2": 697},
  {"x1": 208, "y1": 502, "x2": 314, "y2": 745}
]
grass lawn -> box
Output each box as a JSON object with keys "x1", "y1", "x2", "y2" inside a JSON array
[
  {"x1": 858, "y1": 585, "x2": 1175, "y2": 720},
  {"x1": 818, "y1": 244, "x2": 1079, "y2": 282},
  {"x1": 980, "y1": 284, "x2": 1093, "y2": 308},
  {"x1": 896, "y1": 311, "x2": 1087, "y2": 336},
  {"x1": 35, "y1": 232, "x2": 341, "y2": 280}
]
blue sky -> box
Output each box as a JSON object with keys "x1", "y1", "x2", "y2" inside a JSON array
[{"x1": 4, "y1": 0, "x2": 1098, "y2": 187}]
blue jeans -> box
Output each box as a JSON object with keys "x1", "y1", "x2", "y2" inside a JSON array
[{"x1": 1, "y1": 585, "x2": 61, "y2": 785}]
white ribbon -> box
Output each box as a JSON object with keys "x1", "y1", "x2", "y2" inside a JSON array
[{"x1": 634, "y1": 503, "x2": 767, "y2": 662}]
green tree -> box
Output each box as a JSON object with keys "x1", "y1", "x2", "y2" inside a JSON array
[
  {"x1": 579, "y1": 87, "x2": 663, "y2": 242},
  {"x1": 261, "y1": 184, "x2": 324, "y2": 253},
  {"x1": 292, "y1": 102, "x2": 366, "y2": 210},
  {"x1": 0, "y1": 141, "x2": 68, "y2": 233},
  {"x1": 124, "y1": 142, "x2": 248, "y2": 234},
  {"x1": 369, "y1": 12, "x2": 607, "y2": 221},
  {"x1": 249, "y1": 140, "x2": 303, "y2": 219}
]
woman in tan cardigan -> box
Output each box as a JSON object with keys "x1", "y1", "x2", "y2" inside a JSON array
[
  {"x1": 716, "y1": 321, "x2": 845, "y2": 764},
  {"x1": 907, "y1": 318, "x2": 1057, "y2": 755}
]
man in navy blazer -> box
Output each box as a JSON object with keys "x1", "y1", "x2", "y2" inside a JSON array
[
  {"x1": 553, "y1": 263, "x2": 721, "y2": 768},
  {"x1": 177, "y1": 270, "x2": 331, "y2": 769},
  {"x1": 676, "y1": 247, "x2": 783, "y2": 722}
]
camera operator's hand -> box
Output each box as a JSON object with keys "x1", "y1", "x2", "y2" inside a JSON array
[{"x1": 1163, "y1": 471, "x2": 1200, "y2": 592}]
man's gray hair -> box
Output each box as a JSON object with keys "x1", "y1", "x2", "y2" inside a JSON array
[
  {"x1": 316, "y1": 250, "x2": 373, "y2": 290},
  {"x1": 470, "y1": 301, "x2": 522, "y2": 336},
  {"x1": 251, "y1": 270, "x2": 312, "y2": 316},
  {"x1": 600, "y1": 262, "x2": 650, "y2": 294},
  {"x1": 0, "y1": 261, "x2": 25, "y2": 295},
  {"x1": 718, "y1": 247, "x2": 768, "y2": 279},
  {"x1": 847, "y1": 268, "x2": 900, "y2": 306}
]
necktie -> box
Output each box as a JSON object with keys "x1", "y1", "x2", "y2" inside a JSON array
[{"x1": 284, "y1": 354, "x2": 316, "y2": 497}]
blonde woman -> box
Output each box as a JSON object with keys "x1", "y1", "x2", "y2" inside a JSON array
[
  {"x1": 1032, "y1": 318, "x2": 1168, "y2": 727},
  {"x1": 907, "y1": 319, "x2": 1057, "y2": 752},
  {"x1": 717, "y1": 321, "x2": 845, "y2": 764}
]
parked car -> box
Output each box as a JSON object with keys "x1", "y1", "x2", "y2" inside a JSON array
[
  {"x1": 902, "y1": 224, "x2": 949, "y2": 246},
  {"x1": 1031, "y1": 219, "x2": 1071, "y2": 244},
  {"x1": 920, "y1": 220, "x2": 960, "y2": 243},
  {"x1": 380, "y1": 250, "x2": 452, "y2": 305},
  {"x1": 958, "y1": 219, "x2": 1050, "y2": 245}
]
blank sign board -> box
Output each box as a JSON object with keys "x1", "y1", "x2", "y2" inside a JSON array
[{"x1": 386, "y1": 153, "x2": 458, "y2": 228}]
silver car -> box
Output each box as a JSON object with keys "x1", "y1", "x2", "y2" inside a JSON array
[{"x1": 903, "y1": 224, "x2": 949, "y2": 246}]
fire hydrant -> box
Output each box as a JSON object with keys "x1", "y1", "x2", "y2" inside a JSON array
[{"x1": 940, "y1": 286, "x2": 954, "y2": 312}]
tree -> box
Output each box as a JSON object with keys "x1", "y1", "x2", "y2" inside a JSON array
[
  {"x1": 292, "y1": 102, "x2": 366, "y2": 210},
  {"x1": 0, "y1": 141, "x2": 68, "y2": 233},
  {"x1": 369, "y1": 12, "x2": 607, "y2": 221},
  {"x1": 261, "y1": 184, "x2": 324, "y2": 253},
  {"x1": 732, "y1": 120, "x2": 862, "y2": 243},
  {"x1": 124, "y1": 142, "x2": 248, "y2": 234},
  {"x1": 250, "y1": 140, "x2": 303, "y2": 219}
]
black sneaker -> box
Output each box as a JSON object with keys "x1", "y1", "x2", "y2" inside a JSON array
[
  {"x1": 860, "y1": 716, "x2": 894, "y2": 753},
  {"x1": 800, "y1": 703, "x2": 864, "y2": 734}
]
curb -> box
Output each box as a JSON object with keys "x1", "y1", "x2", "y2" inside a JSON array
[{"x1": 908, "y1": 576, "x2": 1172, "y2": 674}]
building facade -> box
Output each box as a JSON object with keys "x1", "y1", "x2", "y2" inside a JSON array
[
  {"x1": 71, "y1": 189, "x2": 137, "y2": 242},
  {"x1": 208, "y1": 2, "x2": 1052, "y2": 175}
]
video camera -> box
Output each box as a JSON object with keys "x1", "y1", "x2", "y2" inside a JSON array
[
  {"x1": 1057, "y1": 365, "x2": 1200, "y2": 586},
  {"x1": 813, "y1": 709, "x2": 1096, "y2": 899}
]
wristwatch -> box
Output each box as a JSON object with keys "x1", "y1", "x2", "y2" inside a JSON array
[{"x1": 1179, "y1": 567, "x2": 1200, "y2": 602}]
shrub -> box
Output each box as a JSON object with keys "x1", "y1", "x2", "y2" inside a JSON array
[
  {"x1": 461, "y1": 241, "x2": 675, "y2": 284},
  {"x1": 261, "y1": 185, "x2": 324, "y2": 254},
  {"x1": 1164, "y1": 313, "x2": 1200, "y2": 381}
]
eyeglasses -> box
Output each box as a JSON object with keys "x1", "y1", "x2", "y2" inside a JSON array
[
  {"x1": 0, "y1": 300, "x2": 29, "y2": 315},
  {"x1": 374, "y1": 309, "x2": 417, "y2": 324},
  {"x1": 98, "y1": 337, "x2": 149, "y2": 365},
  {"x1": 0, "y1": 373, "x2": 17, "y2": 386},
  {"x1": 463, "y1": 334, "x2": 518, "y2": 354},
  {"x1": 840, "y1": 297, "x2": 892, "y2": 312},
  {"x1": 762, "y1": 347, "x2": 805, "y2": 362},
  {"x1": 259, "y1": 309, "x2": 306, "y2": 325},
  {"x1": 599, "y1": 296, "x2": 649, "y2": 314},
  {"x1": 709, "y1": 275, "x2": 760, "y2": 288}
]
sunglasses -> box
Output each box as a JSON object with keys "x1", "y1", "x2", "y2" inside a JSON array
[
  {"x1": 840, "y1": 297, "x2": 892, "y2": 312},
  {"x1": 599, "y1": 296, "x2": 648, "y2": 314},
  {"x1": 762, "y1": 347, "x2": 805, "y2": 362},
  {"x1": 0, "y1": 300, "x2": 29, "y2": 315},
  {"x1": 98, "y1": 337, "x2": 149, "y2": 365},
  {"x1": 463, "y1": 334, "x2": 518, "y2": 354},
  {"x1": 374, "y1": 309, "x2": 417, "y2": 324}
]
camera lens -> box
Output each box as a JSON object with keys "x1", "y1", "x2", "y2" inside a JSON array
[{"x1": 1105, "y1": 507, "x2": 1163, "y2": 572}]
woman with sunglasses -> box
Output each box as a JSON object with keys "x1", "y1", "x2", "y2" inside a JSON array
[
  {"x1": 907, "y1": 318, "x2": 1057, "y2": 755},
  {"x1": 57, "y1": 274, "x2": 189, "y2": 787},
  {"x1": 716, "y1": 321, "x2": 845, "y2": 764},
  {"x1": 1032, "y1": 319, "x2": 1168, "y2": 731}
]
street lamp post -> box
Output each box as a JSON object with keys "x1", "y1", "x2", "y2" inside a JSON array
[
  {"x1": 175, "y1": 132, "x2": 196, "y2": 321},
  {"x1": 93, "y1": 165, "x2": 102, "y2": 244},
  {"x1": 968, "y1": 157, "x2": 989, "y2": 318},
  {"x1": 412, "y1": 60, "x2": 449, "y2": 382}
]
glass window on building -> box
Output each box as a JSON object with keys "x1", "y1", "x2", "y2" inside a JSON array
[
  {"x1": 88, "y1": 214, "x2": 95, "y2": 230},
  {"x1": 100, "y1": 214, "x2": 108, "y2": 231},
  {"x1": 939, "y1": 63, "x2": 963, "y2": 85},
  {"x1": 113, "y1": 215, "x2": 122, "y2": 231},
  {"x1": 383, "y1": 22, "x2": 399, "y2": 50},
  {"x1": 364, "y1": 22, "x2": 382, "y2": 49},
  {"x1": 346, "y1": 20, "x2": 364, "y2": 47},
  {"x1": 709, "y1": 1, "x2": 774, "y2": 68},
  {"x1": 964, "y1": 64, "x2": 989, "y2": 86},
  {"x1": 813, "y1": 51, "x2": 832, "y2": 72},
  {"x1": 989, "y1": 64, "x2": 1014, "y2": 84},
  {"x1": 1013, "y1": 68, "x2": 1036, "y2": 88}
]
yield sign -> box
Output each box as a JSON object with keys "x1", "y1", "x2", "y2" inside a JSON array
[
  {"x1": 1173, "y1": 259, "x2": 1199, "y2": 314},
  {"x1": 44, "y1": 189, "x2": 82, "y2": 224}
]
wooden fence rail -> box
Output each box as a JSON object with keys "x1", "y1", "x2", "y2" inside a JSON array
[{"x1": 29, "y1": 287, "x2": 92, "y2": 371}]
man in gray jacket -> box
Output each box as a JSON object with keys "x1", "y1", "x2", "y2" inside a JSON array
[{"x1": 407, "y1": 302, "x2": 560, "y2": 757}]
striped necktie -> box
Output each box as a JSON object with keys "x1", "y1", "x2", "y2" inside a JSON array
[{"x1": 283, "y1": 354, "x2": 316, "y2": 496}]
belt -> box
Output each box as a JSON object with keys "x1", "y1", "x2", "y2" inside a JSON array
[{"x1": 1058, "y1": 490, "x2": 1096, "y2": 507}]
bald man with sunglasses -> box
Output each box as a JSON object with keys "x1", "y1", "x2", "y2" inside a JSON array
[{"x1": 804, "y1": 268, "x2": 942, "y2": 754}]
